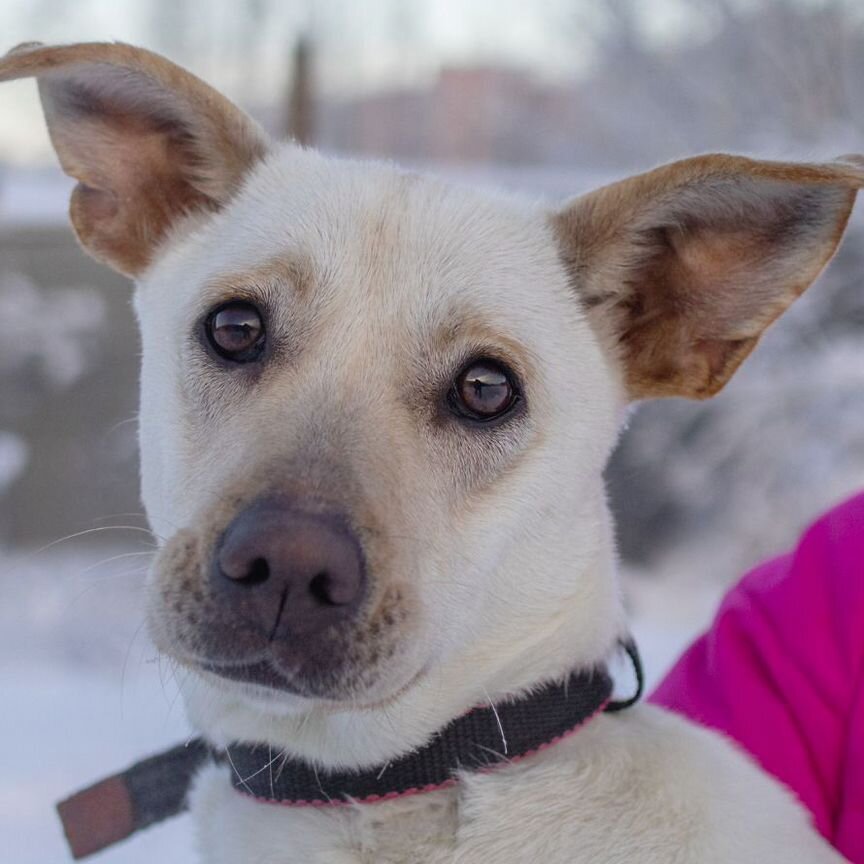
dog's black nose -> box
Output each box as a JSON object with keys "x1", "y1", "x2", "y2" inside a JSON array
[{"x1": 213, "y1": 501, "x2": 366, "y2": 639}]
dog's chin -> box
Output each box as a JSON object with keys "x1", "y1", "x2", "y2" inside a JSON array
[
  {"x1": 200, "y1": 657, "x2": 314, "y2": 697},
  {"x1": 195, "y1": 666, "x2": 322, "y2": 717}
]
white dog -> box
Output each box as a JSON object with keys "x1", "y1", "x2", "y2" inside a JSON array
[{"x1": 2, "y1": 42, "x2": 857, "y2": 863}]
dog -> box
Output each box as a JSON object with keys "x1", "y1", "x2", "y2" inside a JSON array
[{"x1": 1, "y1": 42, "x2": 857, "y2": 864}]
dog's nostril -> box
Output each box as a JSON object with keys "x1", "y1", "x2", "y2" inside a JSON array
[
  {"x1": 309, "y1": 571, "x2": 341, "y2": 606},
  {"x1": 247, "y1": 557, "x2": 270, "y2": 585},
  {"x1": 226, "y1": 556, "x2": 270, "y2": 586}
]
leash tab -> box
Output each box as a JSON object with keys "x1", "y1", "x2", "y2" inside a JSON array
[{"x1": 56, "y1": 739, "x2": 210, "y2": 859}]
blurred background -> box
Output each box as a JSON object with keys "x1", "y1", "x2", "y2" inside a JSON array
[{"x1": 2, "y1": 1, "x2": 863, "y2": 861}]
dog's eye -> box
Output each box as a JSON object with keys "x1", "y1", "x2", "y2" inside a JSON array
[
  {"x1": 205, "y1": 301, "x2": 265, "y2": 362},
  {"x1": 450, "y1": 359, "x2": 519, "y2": 422}
]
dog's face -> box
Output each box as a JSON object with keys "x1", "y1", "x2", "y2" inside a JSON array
[
  {"x1": 2, "y1": 44, "x2": 860, "y2": 734},
  {"x1": 136, "y1": 151, "x2": 626, "y2": 708}
]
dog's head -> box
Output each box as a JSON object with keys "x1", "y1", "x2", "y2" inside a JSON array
[{"x1": 3, "y1": 43, "x2": 860, "y2": 760}]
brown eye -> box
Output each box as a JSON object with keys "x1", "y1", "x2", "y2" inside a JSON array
[
  {"x1": 206, "y1": 301, "x2": 265, "y2": 362},
  {"x1": 451, "y1": 359, "x2": 519, "y2": 422}
]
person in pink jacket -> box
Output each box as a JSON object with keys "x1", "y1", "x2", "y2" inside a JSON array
[{"x1": 652, "y1": 492, "x2": 864, "y2": 862}]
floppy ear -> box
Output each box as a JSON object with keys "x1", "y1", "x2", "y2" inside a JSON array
[
  {"x1": 552, "y1": 154, "x2": 863, "y2": 399},
  {"x1": 0, "y1": 42, "x2": 270, "y2": 276}
]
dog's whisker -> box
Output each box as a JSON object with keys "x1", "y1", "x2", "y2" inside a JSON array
[
  {"x1": 482, "y1": 686, "x2": 508, "y2": 756},
  {"x1": 224, "y1": 747, "x2": 257, "y2": 797},
  {"x1": 103, "y1": 414, "x2": 140, "y2": 438},
  {"x1": 472, "y1": 741, "x2": 514, "y2": 766},
  {"x1": 119, "y1": 616, "x2": 150, "y2": 718},
  {"x1": 63, "y1": 562, "x2": 152, "y2": 613},
  {"x1": 156, "y1": 651, "x2": 176, "y2": 704},
  {"x1": 377, "y1": 702, "x2": 403, "y2": 741},
  {"x1": 72, "y1": 562, "x2": 155, "y2": 590},
  {"x1": 90, "y1": 511, "x2": 148, "y2": 522},
  {"x1": 268, "y1": 743, "x2": 275, "y2": 800},
  {"x1": 76, "y1": 549, "x2": 157, "y2": 578},
  {"x1": 163, "y1": 665, "x2": 197, "y2": 727},
  {"x1": 311, "y1": 762, "x2": 334, "y2": 805},
  {"x1": 235, "y1": 745, "x2": 284, "y2": 787},
  {"x1": 32, "y1": 524, "x2": 161, "y2": 555},
  {"x1": 274, "y1": 748, "x2": 292, "y2": 783}
]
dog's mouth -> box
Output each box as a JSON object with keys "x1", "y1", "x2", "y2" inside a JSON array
[
  {"x1": 170, "y1": 619, "x2": 395, "y2": 701},
  {"x1": 195, "y1": 651, "x2": 432, "y2": 713},
  {"x1": 194, "y1": 648, "x2": 360, "y2": 700},
  {"x1": 200, "y1": 656, "x2": 303, "y2": 694}
]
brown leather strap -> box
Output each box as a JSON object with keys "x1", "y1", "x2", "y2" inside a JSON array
[
  {"x1": 57, "y1": 739, "x2": 211, "y2": 859},
  {"x1": 57, "y1": 776, "x2": 135, "y2": 860}
]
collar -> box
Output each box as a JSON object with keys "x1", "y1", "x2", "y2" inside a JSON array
[{"x1": 56, "y1": 641, "x2": 642, "y2": 860}]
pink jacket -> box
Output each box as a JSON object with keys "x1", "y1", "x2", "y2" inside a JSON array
[{"x1": 652, "y1": 492, "x2": 864, "y2": 861}]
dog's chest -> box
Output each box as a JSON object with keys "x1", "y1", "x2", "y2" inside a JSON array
[{"x1": 190, "y1": 763, "x2": 460, "y2": 864}]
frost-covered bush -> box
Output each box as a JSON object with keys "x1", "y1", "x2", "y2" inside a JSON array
[
  {"x1": 0, "y1": 269, "x2": 106, "y2": 393},
  {"x1": 0, "y1": 431, "x2": 27, "y2": 495}
]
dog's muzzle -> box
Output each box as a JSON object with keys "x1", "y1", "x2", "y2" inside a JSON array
[{"x1": 197, "y1": 498, "x2": 368, "y2": 691}]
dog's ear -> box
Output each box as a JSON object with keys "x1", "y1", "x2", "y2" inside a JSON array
[
  {"x1": 0, "y1": 42, "x2": 270, "y2": 276},
  {"x1": 552, "y1": 154, "x2": 863, "y2": 399}
]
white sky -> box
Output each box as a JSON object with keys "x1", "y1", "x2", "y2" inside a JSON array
[{"x1": 0, "y1": 0, "x2": 684, "y2": 163}]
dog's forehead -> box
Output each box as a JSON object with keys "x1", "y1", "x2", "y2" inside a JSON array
[{"x1": 146, "y1": 145, "x2": 573, "y2": 345}]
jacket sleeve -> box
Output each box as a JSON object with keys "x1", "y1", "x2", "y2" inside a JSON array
[{"x1": 650, "y1": 493, "x2": 864, "y2": 852}]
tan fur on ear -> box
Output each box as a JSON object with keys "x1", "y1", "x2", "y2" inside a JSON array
[
  {"x1": 552, "y1": 154, "x2": 863, "y2": 400},
  {"x1": 0, "y1": 42, "x2": 270, "y2": 276}
]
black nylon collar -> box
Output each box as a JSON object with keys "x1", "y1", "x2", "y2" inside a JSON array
[
  {"x1": 56, "y1": 642, "x2": 642, "y2": 859},
  {"x1": 223, "y1": 665, "x2": 614, "y2": 805}
]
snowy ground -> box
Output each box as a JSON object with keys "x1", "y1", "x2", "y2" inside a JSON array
[
  {"x1": 1, "y1": 542, "x2": 195, "y2": 863},
  {"x1": 0, "y1": 539, "x2": 722, "y2": 863}
]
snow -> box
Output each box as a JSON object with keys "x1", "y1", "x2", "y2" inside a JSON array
[
  {"x1": 0, "y1": 269, "x2": 107, "y2": 388},
  {"x1": 0, "y1": 543, "x2": 195, "y2": 863}
]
